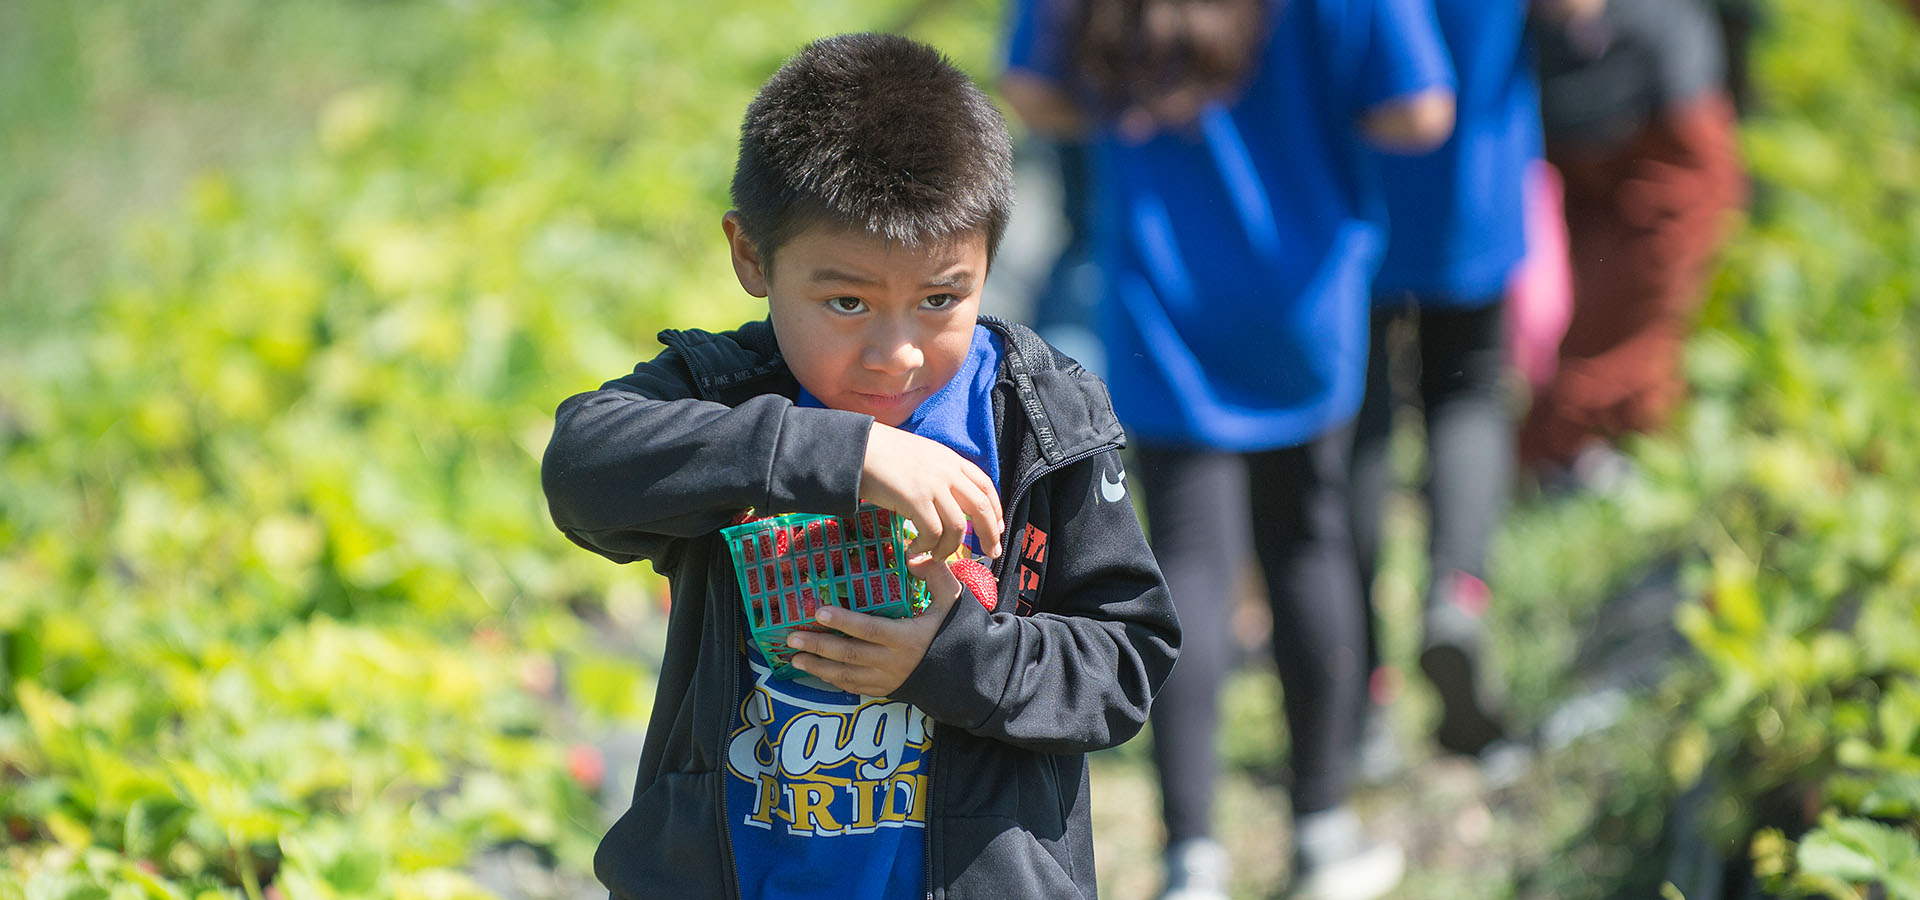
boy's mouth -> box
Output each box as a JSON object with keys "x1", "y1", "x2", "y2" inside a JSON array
[{"x1": 851, "y1": 387, "x2": 926, "y2": 412}]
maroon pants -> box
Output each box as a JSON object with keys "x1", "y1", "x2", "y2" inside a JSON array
[{"x1": 1521, "y1": 93, "x2": 1746, "y2": 468}]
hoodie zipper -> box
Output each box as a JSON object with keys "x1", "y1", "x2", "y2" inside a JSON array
[
  {"x1": 994, "y1": 444, "x2": 1113, "y2": 572},
  {"x1": 920, "y1": 441, "x2": 1112, "y2": 900},
  {"x1": 922, "y1": 732, "x2": 937, "y2": 900}
]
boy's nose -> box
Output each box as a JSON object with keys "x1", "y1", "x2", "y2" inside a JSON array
[{"x1": 864, "y1": 334, "x2": 923, "y2": 375}]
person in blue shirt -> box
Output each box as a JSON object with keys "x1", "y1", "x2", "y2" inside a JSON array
[
  {"x1": 1347, "y1": 0, "x2": 1542, "y2": 769},
  {"x1": 1001, "y1": 2, "x2": 1453, "y2": 898}
]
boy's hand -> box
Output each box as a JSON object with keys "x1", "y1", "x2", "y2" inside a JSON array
[
  {"x1": 785, "y1": 553, "x2": 962, "y2": 697},
  {"x1": 861, "y1": 423, "x2": 1005, "y2": 561}
]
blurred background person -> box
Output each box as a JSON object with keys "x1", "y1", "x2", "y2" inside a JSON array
[
  {"x1": 1520, "y1": 0, "x2": 1748, "y2": 489},
  {"x1": 1348, "y1": 0, "x2": 1544, "y2": 771},
  {"x1": 1000, "y1": 1, "x2": 1454, "y2": 898}
]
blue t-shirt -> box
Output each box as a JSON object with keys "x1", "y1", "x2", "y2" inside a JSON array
[
  {"x1": 1372, "y1": 0, "x2": 1542, "y2": 304},
  {"x1": 1006, "y1": 0, "x2": 1453, "y2": 451},
  {"x1": 727, "y1": 325, "x2": 1003, "y2": 900}
]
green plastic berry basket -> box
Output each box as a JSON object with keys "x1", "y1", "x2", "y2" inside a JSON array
[{"x1": 721, "y1": 503, "x2": 929, "y2": 679}]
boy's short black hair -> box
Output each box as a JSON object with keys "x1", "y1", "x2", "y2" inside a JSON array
[{"x1": 731, "y1": 32, "x2": 1015, "y2": 266}]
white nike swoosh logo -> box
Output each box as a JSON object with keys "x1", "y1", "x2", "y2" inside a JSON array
[{"x1": 1100, "y1": 469, "x2": 1127, "y2": 503}]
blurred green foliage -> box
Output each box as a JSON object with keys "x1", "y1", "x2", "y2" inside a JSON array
[{"x1": 1637, "y1": 0, "x2": 1920, "y2": 894}]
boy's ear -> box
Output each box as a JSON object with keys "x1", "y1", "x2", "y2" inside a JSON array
[{"x1": 721, "y1": 212, "x2": 770, "y2": 298}]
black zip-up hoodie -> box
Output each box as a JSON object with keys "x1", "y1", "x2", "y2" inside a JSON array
[{"x1": 541, "y1": 315, "x2": 1179, "y2": 900}]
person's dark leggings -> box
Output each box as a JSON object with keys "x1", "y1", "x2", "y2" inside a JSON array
[
  {"x1": 1136, "y1": 426, "x2": 1368, "y2": 844},
  {"x1": 1349, "y1": 300, "x2": 1511, "y2": 631},
  {"x1": 1349, "y1": 300, "x2": 1512, "y2": 755}
]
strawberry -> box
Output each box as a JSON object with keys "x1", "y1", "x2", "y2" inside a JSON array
[
  {"x1": 950, "y1": 558, "x2": 998, "y2": 612},
  {"x1": 568, "y1": 743, "x2": 606, "y2": 791},
  {"x1": 823, "y1": 519, "x2": 846, "y2": 573}
]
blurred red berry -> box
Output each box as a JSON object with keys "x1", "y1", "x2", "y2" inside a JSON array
[{"x1": 569, "y1": 743, "x2": 605, "y2": 791}]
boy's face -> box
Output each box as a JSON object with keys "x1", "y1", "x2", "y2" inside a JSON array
[{"x1": 723, "y1": 215, "x2": 988, "y2": 428}]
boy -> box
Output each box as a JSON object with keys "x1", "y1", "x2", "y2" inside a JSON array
[{"x1": 541, "y1": 32, "x2": 1179, "y2": 900}]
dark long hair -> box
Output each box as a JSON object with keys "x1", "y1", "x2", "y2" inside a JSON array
[{"x1": 1067, "y1": 0, "x2": 1270, "y2": 131}]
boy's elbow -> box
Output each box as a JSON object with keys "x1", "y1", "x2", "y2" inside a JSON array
[
  {"x1": 540, "y1": 444, "x2": 588, "y2": 534},
  {"x1": 1363, "y1": 88, "x2": 1456, "y2": 154},
  {"x1": 540, "y1": 395, "x2": 601, "y2": 529}
]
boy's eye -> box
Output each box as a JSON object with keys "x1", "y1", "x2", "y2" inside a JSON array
[
  {"x1": 922, "y1": 293, "x2": 960, "y2": 310},
  {"x1": 827, "y1": 297, "x2": 866, "y2": 313}
]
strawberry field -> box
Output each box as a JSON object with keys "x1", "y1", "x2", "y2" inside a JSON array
[{"x1": 1, "y1": 0, "x2": 1916, "y2": 898}]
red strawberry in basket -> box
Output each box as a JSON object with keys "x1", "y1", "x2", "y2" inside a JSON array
[
  {"x1": 949, "y1": 558, "x2": 998, "y2": 612},
  {"x1": 823, "y1": 519, "x2": 846, "y2": 573}
]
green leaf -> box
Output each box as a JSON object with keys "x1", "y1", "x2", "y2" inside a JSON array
[
  {"x1": 1884, "y1": 862, "x2": 1920, "y2": 900},
  {"x1": 1708, "y1": 549, "x2": 1765, "y2": 635},
  {"x1": 1863, "y1": 774, "x2": 1920, "y2": 819},
  {"x1": 1798, "y1": 817, "x2": 1920, "y2": 886},
  {"x1": 1881, "y1": 680, "x2": 1920, "y2": 756},
  {"x1": 44, "y1": 810, "x2": 93, "y2": 850},
  {"x1": 1798, "y1": 827, "x2": 1882, "y2": 883}
]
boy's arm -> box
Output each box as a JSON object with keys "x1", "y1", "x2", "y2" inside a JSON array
[
  {"x1": 999, "y1": 0, "x2": 1091, "y2": 139},
  {"x1": 541, "y1": 350, "x2": 872, "y2": 566},
  {"x1": 890, "y1": 449, "x2": 1181, "y2": 755},
  {"x1": 1355, "y1": 0, "x2": 1457, "y2": 154},
  {"x1": 1361, "y1": 88, "x2": 1456, "y2": 154}
]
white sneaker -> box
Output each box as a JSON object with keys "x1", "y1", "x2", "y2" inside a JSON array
[
  {"x1": 1156, "y1": 837, "x2": 1231, "y2": 900},
  {"x1": 1289, "y1": 807, "x2": 1405, "y2": 900}
]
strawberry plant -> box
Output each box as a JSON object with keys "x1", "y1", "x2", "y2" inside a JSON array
[{"x1": 1617, "y1": 0, "x2": 1920, "y2": 895}]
